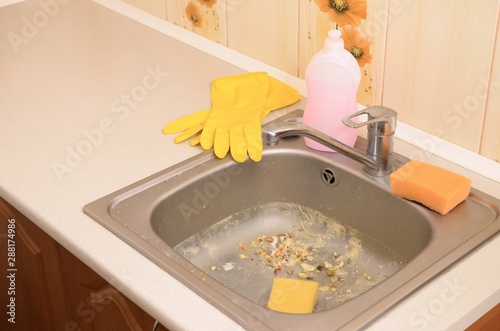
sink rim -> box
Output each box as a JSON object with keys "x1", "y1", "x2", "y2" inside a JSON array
[{"x1": 83, "y1": 111, "x2": 500, "y2": 331}]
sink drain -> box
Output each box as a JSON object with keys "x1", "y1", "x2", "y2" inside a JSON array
[{"x1": 321, "y1": 168, "x2": 338, "y2": 186}]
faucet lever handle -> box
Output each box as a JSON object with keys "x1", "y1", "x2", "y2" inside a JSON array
[{"x1": 342, "y1": 106, "x2": 397, "y2": 136}]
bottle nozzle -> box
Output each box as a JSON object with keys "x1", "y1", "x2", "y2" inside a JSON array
[
  {"x1": 325, "y1": 29, "x2": 343, "y2": 50},
  {"x1": 328, "y1": 29, "x2": 342, "y2": 40}
]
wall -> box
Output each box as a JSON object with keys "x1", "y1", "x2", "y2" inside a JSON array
[{"x1": 122, "y1": 0, "x2": 500, "y2": 163}]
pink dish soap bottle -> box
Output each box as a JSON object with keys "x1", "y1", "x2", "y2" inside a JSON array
[{"x1": 302, "y1": 29, "x2": 361, "y2": 151}]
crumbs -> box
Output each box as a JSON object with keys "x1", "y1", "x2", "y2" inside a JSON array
[{"x1": 211, "y1": 232, "x2": 372, "y2": 296}]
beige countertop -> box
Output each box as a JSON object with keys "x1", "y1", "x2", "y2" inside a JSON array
[{"x1": 0, "y1": 1, "x2": 499, "y2": 330}]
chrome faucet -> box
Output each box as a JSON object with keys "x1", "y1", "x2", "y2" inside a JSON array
[{"x1": 262, "y1": 106, "x2": 398, "y2": 176}]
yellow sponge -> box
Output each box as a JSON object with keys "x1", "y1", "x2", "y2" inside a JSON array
[
  {"x1": 390, "y1": 160, "x2": 471, "y2": 215},
  {"x1": 267, "y1": 278, "x2": 318, "y2": 314}
]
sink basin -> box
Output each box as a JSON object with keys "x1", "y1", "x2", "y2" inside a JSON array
[{"x1": 84, "y1": 110, "x2": 500, "y2": 330}]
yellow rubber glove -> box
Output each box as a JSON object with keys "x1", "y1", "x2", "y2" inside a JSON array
[
  {"x1": 200, "y1": 72, "x2": 269, "y2": 162},
  {"x1": 162, "y1": 109, "x2": 209, "y2": 146},
  {"x1": 162, "y1": 74, "x2": 301, "y2": 147}
]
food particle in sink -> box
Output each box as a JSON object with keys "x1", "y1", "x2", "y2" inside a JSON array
[
  {"x1": 210, "y1": 266, "x2": 217, "y2": 271},
  {"x1": 239, "y1": 253, "x2": 247, "y2": 259},
  {"x1": 322, "y1": 261, "x2": 337, "y2": 276},
  {"x1": 240, "y1": 226, "x2": 383, "y2": 305},
  {"x1": 323, "y1": 261, "x2": 333, "y2": 269},
  {"x1": 319, "y1": 286, "x2": 330, "y2": 292},
  {"x1": 222, "y1": 262, "x2": 234, "y2": 271},
  {"x1": 248, "y1": 232, "x2": 313, "y2": 271},
  {"x1": 238, "y1": 240, "x2": 248, "y2": 251},
  {"x1": 344, "y1": 237, "x2": 363, "y2": 261},
  {"x1": 300, "y1": 263, "x2": 316, "y2": 272},
  {"x1": 273, "y1": 266, "x2": 284, "y2": 275}
]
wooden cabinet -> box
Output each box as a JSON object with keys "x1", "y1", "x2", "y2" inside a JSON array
[
  {"x1": 0, "y1": 198, "x2": 68, "y2": 331},
  {"x1": 0, "y1": 197, "x2": 168, "y2": 331},
  {"x1": 58, "y1": 245, "x2": 163, "y2": 331},
  {"x1": 466, "y1": 304, "x2": 500, "y2": 331}
]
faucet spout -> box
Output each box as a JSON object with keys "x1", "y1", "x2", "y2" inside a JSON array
[{"x1": 262, "y1": 107, "x2": 397, "y2": 176}]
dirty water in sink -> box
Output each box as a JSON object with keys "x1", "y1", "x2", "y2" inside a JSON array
[{"x1": 174, "y1": 202, "x2": 406, "y2": 312}]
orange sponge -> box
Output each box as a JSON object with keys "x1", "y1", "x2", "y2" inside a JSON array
[{"x1": 390, "y1": 160, "x2": 471, "y2": 215}]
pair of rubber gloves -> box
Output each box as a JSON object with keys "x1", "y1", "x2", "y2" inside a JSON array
[{"x1": 162, "y1": 72, "x2": 300, "y2": 162}]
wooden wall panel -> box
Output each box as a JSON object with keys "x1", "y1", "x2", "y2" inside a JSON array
[
  {"x1": 298, "y1": 0, "x2": 331, "y2": 80},
  {"x1": 360, "y1": 0, "x2": 393, "y2": 107},
  {"x1": 226, "y1": 0, "x2": 299, "y2": 75},
  {"x1": 165, "y1": 0, "x2": 227, "y2": 45},
  {"x1": 122, "y1": 0, "x2": 167, "y2": 19},
  {"x1": 382, "y1": 0, "x2": 498, "y2": 153},
  {"x1": 480, "y1": 6, "x2": 500, "y2": 162}
]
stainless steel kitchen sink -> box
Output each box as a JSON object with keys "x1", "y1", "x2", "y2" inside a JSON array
[{"x1": 84, "y1": 111, "x2": 500, "y2": 330}]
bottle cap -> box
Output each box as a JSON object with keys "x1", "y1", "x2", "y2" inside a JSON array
[{"x1": 324, "y1": 29, "x2": 344, "y2": 50}]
